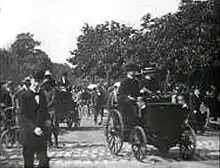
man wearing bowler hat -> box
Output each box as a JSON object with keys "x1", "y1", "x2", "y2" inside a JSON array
[
  {"x1": 20, "y1": 70, "x2": 51, "y2": 168},
  {"x1": 118, "y1": 63, "x2": 142, "y2": 127}
]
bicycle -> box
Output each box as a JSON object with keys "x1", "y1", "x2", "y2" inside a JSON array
[{"x1": 0, "y1": 106, "x2": 21, "y2": 158}]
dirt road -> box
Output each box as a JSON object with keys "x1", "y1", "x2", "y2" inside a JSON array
[{"x1": 0, "y1": 117, "x2": 219, "y2": 168}]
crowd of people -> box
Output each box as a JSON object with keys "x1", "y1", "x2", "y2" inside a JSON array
[
  {"x1": 0, "y1": 63, "x2": 220, "y2": 168},
  {"x1": 0, "y1": 69, "x2": 114, "y2": 167}
]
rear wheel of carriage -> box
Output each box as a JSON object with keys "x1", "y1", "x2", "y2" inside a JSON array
[
  {"x1": 105, "y1": 109, "x2": 124, "y2": 155},
  {"x1": 0, "y1": 126, "x2": 21, "y2": 158},
  {"x1": 179, "y1": 126, "x2": 196, "y2": 160},
  {"x1": 129, "y1": 126, "x2": 147, "y2": 161}
]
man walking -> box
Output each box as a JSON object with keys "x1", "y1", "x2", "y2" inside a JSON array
[{"x1": 20, "y1": 70, "x2": 51, "y2": 168}]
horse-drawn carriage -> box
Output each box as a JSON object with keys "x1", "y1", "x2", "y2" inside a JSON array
[
  {"x1": 105, "y1": 66, "x2": 196, "y2": 161},
  {"x1": 105, "y1": 96, "x2": 196, "y2": 161}
]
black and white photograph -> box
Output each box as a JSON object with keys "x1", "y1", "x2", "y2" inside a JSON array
[{"x1": 0, "y1": 0, "x2": 219, "y2": 167}]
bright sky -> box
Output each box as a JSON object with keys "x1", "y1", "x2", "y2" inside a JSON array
[{"x1": 0, "y1": 0, "x2": 180, "y2": 64}]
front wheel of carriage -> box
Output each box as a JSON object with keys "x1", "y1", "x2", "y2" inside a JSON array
[
  {"x1": 129, "y1": 126, "x2": 147, "y2": 161},
  {"x1": 105, "y1": 109, "x2": 124, "y2": 155},
  {"x1": 179, "y1": 126, "x2": 196, "y2": 160}
]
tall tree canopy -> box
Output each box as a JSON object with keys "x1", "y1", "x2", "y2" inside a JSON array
[
  {"x1": 1, "y1": 33, "x2": 53, "y2": 83},
  {"x1": 69, "y1": 0, "x2": 220, "y2": 89}
]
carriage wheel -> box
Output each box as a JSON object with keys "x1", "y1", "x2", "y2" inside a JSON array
[
  {"x1": 130, "y1": 126, "x2": 147, "y2": 161},
  {"x1": 0, "y1": 126, "x2": 21, "y2": 158},
  {"x1": 105, "y1": 109, "x2": 124, "y2": 155},
  {"x1": 179, "y1": 126, "x2": 196, "y2": 160}
]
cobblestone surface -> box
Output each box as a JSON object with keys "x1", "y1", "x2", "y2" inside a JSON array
[{"x1": 0, "y1": 117, "x2": 219, "y2": 168}]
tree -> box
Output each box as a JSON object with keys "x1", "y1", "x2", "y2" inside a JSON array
[
  {"x1": 68, "y1": 21, "x2": 138, "y2": 84},
  {"x1": 11, "y1": 32, "x2": 53, "y2": 79},
  {"x1": 139, "y1": 0, "x2": 219, "y2": 89}
]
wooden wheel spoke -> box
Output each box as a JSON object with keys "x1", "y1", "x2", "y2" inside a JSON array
[
  {"x1": 130, "y1": 126, "x2": 147, "y2": 161},
  {"x1": 107, "y1": 134, "x2": 114, "y2": 145},
  {"x1": 110, "y1": 136, "x2": 116, "y2": 151},
  {"x1": 105, "y1": 109, "x2": 124, "y2": 155},
  {"x1": 115, "y1": 135, "x2": 122, "y2": 152}
]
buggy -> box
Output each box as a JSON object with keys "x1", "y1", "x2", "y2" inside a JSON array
[{"x1": 105, "y1": 96, "x2": 196, "y2": 161}]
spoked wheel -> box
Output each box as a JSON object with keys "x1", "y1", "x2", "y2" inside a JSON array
[
  {"x1": 105, "y1": 109, "x2": 124, "y2": 155},
  {"x1": 0, "y1": 126, "x2": 21, "y2": 158},
  {"x1": 179, "y1": 126, "x2": 196, "y2": 160},
  {"x1": 130, "y1": 126, "x2": 147, "y2": 161}
]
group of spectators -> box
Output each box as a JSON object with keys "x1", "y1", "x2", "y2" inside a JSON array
[
  {"x1": 0, "y1": 70, "x2": 72, "y2": 168},
  {"x1": 171, "y1": 83, "x2": 220, "y2": 133},
  {"x1": 0, "y1": 63, "x2": 219, "y2": 167}
]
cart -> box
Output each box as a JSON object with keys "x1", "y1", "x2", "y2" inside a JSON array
[{"x1": 105, "y1": 98, "x2": 196, "y2": 161}]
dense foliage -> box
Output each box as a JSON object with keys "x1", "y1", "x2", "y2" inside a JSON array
[
  {"x1": 69, "y1": 0, "x2": 219, "y2": 90},
  {"x1": 1, "y1": 0, "x2": 219, "y2": 90}
]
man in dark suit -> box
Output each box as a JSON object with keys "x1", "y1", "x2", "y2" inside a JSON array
[
  {"x1": 93, "y1": 84, "x2": 108, "y2": 125},
  {"x1": 191, "y1": 87, "x2": 205, "y2": 133},
  {"x1": 118, "y1": 63, "x2": 141, "y2": 126},
  {"x1": 20, "y1": 70, "x2": 51, "y2": 168}
]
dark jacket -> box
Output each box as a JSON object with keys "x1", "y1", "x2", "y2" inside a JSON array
[
  {"x1": 93, "y1": 86, "x2": 108, "y2": 108},
  {"x1": 118, "y1": 77, "x2": 140, "y2": 99},
  {"x1": 20, "y1": 89, "x2": 50, "y2": 147},
  {"x1": 192, "y1": 94, "x2": 201, "y2": 112}
]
